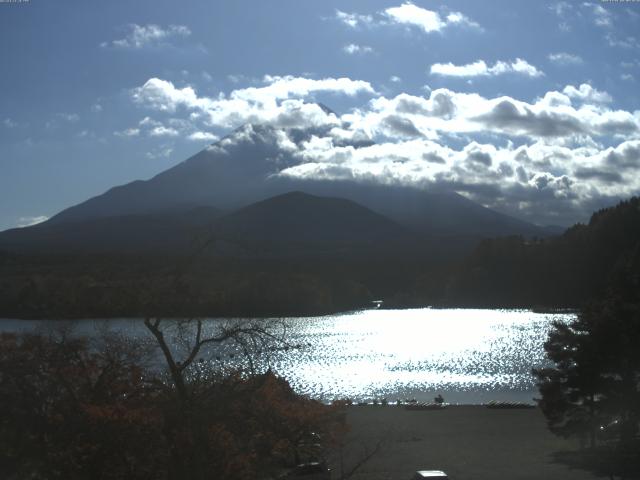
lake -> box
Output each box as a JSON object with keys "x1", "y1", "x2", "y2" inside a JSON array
[{"x1": 0, "y1": 308, "x2": 574, "y2": 405}]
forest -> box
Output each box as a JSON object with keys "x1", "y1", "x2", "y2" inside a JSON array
[{"x1": 443, "y1": 197, "x2": 640, "y2": 308}]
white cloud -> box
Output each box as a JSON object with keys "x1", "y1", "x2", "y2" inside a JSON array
[
  {"x1": 606, "y1": 33, "x2": 640, "y2": 49},
  {"x1": 494, "y1": 59, "x2": 543, "y2": 77},
  {"x1": 431, "y1": 60, "x2": 488, "y2": 77},
  {"x1": 118, "y1": 116, "x2": 199, "y2": 139},
  {"x1": 390, "y1": 76, "x2": 402, "y2": 83},
  {"x1": 444, "y1": 11, "x2": 481, "y2": 29},
  {"x1": 275, "y1": 130, "x2": 640, "y2": 225},
  {"x1": 130, "y1": 77, "x2": 635, "y2": 146},
  {"x1": 548, "y1": 52, "x2": 583, "y2": 65},
  {"x1": 3, "y1": 118, "x2": 16, "y2": 128},
  {"x1": 562, "y1": 83, "x2": 612, "y2": 104},
  {"x1": 123, "y1": 75, "x2": 640, "y2": 225},
  {"x1": 236, "y1": 75, "x2": 376, "y2": 100},
  {"x1": 114, "y1": 128, "x2": 140, "y2": 137},
  {"x1": 91, "y1": 103, "x2": 103, "y2": 113},
  {"x1": 131, "y1": 75, "x2": 374, "y2": 130},
  {"x1": 339, "y1": 83, "x2": 635, "y2": 143},
  {"x1": 132, "y1": 76, "x2": 375, "y2": 113},
  {"x1": 384, "y1": 3, "x2": 480, "y2": 33},
  {"x1": 583, "y1": 2, "x2": 613, "y2": 27},
  {"x1": 430, "y1": 59, "x2": 543, "y2": 78},
  {"x1": 336, "y1": 4, "x2": 480, "y2": 33},
  {"x1": 146, "y1": 145, "x2": 174, "y2": 159},
  {"x1": 335, "y1": 10, "x2": 374, "y2": 28},
  {"x1": 131, "y1": 79, "x2": 207, "y2": 112},
  {"x1": 621, "y1": 73, "x2": 634, "y2": 82},
  {"x1": 188, "y1": 131, "x2": 218, "y2": 142},
  {"x1": 102, "y1": 24, "x2": 191, "y2": 49},
  {"x1": 343, "y1": 44, "x2": 374, "y2": 55},
  {"x1": 385, "y1": 3, "x2": 444, "y2": 32},
  {"x1": 149, "y1": 126, "x2": 179, "y2": 137},
  {"x1": 125, "y1": 75, "x2": 374, "y2": 156},
  {"x1": 17, "y1": 216, "x2": 48, "y2": 228}
]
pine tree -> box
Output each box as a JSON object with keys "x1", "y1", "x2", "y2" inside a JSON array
[{"x1": 534, "y1": 251, "x2": 640, "y2": 449}]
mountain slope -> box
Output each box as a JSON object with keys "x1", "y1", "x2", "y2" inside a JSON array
[
  {"x1": 279, "y1": 180, "x2": 548, "y2": 237},
  {"x1": 209, "y1": 191, "x2": 412, "y2": 249},
  {"x1": 0, "y1": 207, "x2": 221, "y2": 254},
  {"x1": 19, "y1": 121, "x2": 552, "y2": 239},
  {"x1": 0, "y1": 192, "x2": 418, "y2": 256},
  {"x1": 47, "y1": 124, "x2": 284, "y2": 224}
]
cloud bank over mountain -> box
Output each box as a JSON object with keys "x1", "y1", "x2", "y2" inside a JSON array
[
  {"x1": 3, "y1": 1, "x2": 640, "y2": 231},
  {"x1": 125, "y1": 72, "x2": 640, "y2": 227}
]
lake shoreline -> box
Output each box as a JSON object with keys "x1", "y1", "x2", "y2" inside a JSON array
[{"x1": 0, "y1": 305, "x2": 579, "y2": 322}]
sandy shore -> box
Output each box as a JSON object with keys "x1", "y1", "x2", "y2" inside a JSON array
[{"x1": 333, "y1": 405, "x2": 599, "y2": 480}]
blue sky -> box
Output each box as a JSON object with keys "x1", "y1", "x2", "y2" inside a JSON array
[{"x1": 1, "y1": 0, "x2": 639, "y2": 230}]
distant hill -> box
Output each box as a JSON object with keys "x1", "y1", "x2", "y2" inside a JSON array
[
  {"x1": 207, "y1": 191, "x2": 414, "y2": 255},
  {"x1": 0, "y1": 192, "x2": 417, "y2": 257},
  {"x1": 289, "y1": 181, "x2": 553, "y2": 238}
]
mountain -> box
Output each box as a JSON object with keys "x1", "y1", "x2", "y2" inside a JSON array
[
  {"x1": 0, "y1": 191, "x2": 426, "y2": 318},
  {"x1": 47, "y1": 124, "x2": 284, "y2": 224},
  {"x1": 213, "y1": 191, "x2": 406, "y2": 244},
  {"x1": 0, "y1": 191, "x2": 421, "y2": 257},
  {"x1": 0, "y1": 207, "x2": 222, "y2": 254},
  {"x1": 37, "y1": 122, "x2": 553, "y2": 239},
  {"x1": 283, "y1": 181, "x2": 549, "y2": 237}
]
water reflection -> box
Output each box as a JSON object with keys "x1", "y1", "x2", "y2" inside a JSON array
[
  {"x1": 259, "y1": 308, "x2": 572, "y2": 404},
  {"x1": 0, "y1": 308, "x2": 574, "y2": 404}
]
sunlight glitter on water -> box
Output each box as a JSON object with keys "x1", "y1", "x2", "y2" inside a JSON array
[
  {"x1": 267, "y1": 308, "x2": 574, "y2": 404},
  {"x1": 0, "y1": 308, "x2": 574, "y2": 404}
]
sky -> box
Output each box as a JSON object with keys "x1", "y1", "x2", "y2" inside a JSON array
[{"x1": 1, "y1": 0, "x2": 640, "y2": 231}]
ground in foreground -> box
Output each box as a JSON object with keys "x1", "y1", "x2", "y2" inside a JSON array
[{"x1": 336, "y1": 405, "x2": 600, "y2": 480}]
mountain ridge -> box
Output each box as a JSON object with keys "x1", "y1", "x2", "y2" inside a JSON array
[
  {"x1": 33, "y1": 121, "x2": 555, "y2": 241},
  {"x1": 0, "y1": 191, "x2": 421, "y2": 257}
]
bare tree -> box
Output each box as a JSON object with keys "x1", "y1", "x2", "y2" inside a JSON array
[
  {"x1": 134, "y1": 226, "x2": 300, "y2": 479},
  {"x1": 143, "y1": 316, "x2": 288, "y2": 403}
]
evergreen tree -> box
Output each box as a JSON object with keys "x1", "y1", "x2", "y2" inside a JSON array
[{"x1": 534, "y1": 251, "x2": 640, "y2": 448}]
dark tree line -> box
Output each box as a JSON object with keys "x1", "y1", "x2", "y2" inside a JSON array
[
  {"x1": 445, "y1": 197, "x2": 640, "y2": 308},
  {"x1": 2, "y1": 197, "x2": 640, "y2": 317}
]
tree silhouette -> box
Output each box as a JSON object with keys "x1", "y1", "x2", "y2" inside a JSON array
[
  {"x1": 534, "y1": 257, "x2": 640, "y2": 450},
  {"x1": 533, "y1": 313, "x2": 607, "y2": 448}
]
